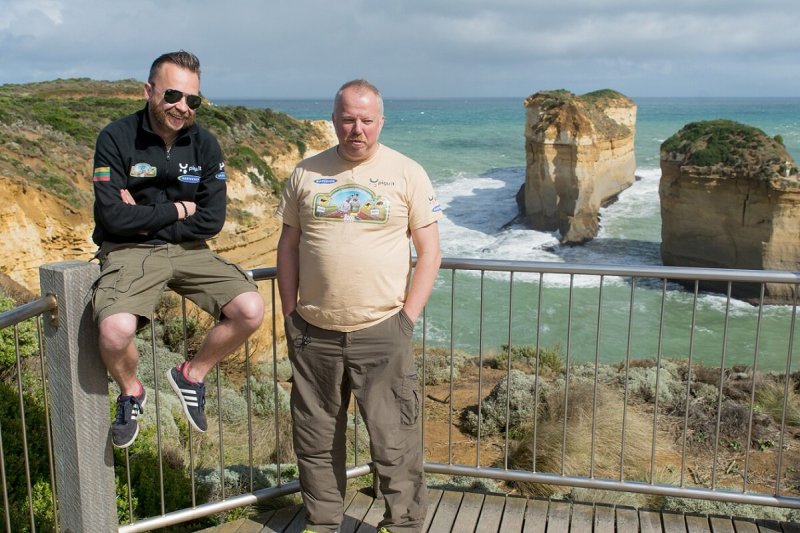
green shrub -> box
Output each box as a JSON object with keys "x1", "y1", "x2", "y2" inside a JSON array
[
  {"x1": 0, "y1": 381, "x2": 53, "y2": 532},
  {"x1": 416, "y1": 346, "x2": 471, "y2": 385},
  {"x1": 460, "y1": 369, "x2": 549, "y2": 437},
  {"x1": 495, "y1": 343, "x2": 563, "y2": 374},
  {"x1": 0, "y1": 295, "x2": 40, "y2": 372}
]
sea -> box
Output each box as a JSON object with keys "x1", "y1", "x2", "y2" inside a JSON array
[{"x1": 219, "y1": 97, "x2": 800, "y2": 372}]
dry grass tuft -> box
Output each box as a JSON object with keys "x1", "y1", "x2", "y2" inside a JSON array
[{"x1": 508, "y1": 380, "x2": 678, "y2": 499}]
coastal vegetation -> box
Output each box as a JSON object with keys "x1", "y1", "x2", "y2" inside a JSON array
[{"x1": 661, "y1": 119, "x2": 797, "y2": 174}]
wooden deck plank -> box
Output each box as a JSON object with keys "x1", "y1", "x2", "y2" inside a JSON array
[
  {"x1": 261, "y1": 504, "x2": 303, "y2": 533},
  {"x1": 340, "y1": 491, "x2": 375, "y2": 533},
  {"x1": 684, "y1": 513, "x2": 711, "y2": 533},
  {"x1": 708, "y1": 515, "x2": 735, "y2": 533},
  {"x1": 661, "y1": 511, "x2": 687, "y2": 533},
  {"x1": 450, "y1": 491, "x2": 485, "y2": 533},
  {"x1": 282, "y1": 510, "x2": 307, "y2": 533},
  {"x1": 593, "y1": 504, "x2": 616, "y2": 533},
  {"x1": 729, "y1": 519, "x2": 757, "y2": 533},
  {"x1": 474, "y1": 493, "x2": 505, "y2": 532},
  {"x1": 354, "y1": 495, "x2": 385, "y2": 533},
  {"x1": 201, "y1": 487, "x2": 800, "y2": 533},
  {"x1": 202, "y1": 511, "x2": 276, "y2": 533},
  {"x1": 616, "y1": 506, "x2": 640, "y2": 533},
  {"x1": 421, "y1": 489, "x2": 443, "y2": 533},
  {"x1": 426, "y1": 489, "x2": 463, "y2": 532},
  {"x1": 755, "y1": 520, "x2": 783, "y2": 533},
  {"x1": 570, "y1": 502, "x2": 594, "y2": 532},
  {"x1": 498, "y1": 495, "x2": 526, "y2": 532},
  {"x1": 546, "y1": 500, "x2": 571, "y2": 532},
  {"x1": 521, "y1": 497, "x2": 548, "y2": 533},
  {"x1": 640, "y1": 509, "x2": 663, "y2": 533}
]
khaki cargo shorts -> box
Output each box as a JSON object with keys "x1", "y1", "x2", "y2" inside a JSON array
[{"x1": 92, "y1": 241, "x2": 258, "y2": 324}]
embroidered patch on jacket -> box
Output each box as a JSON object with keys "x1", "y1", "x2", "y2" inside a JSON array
[
  {"x1": 178, "y1": 175, "x2": 201, "y2": 184},
  {"x1": 92, "y1": 167, "x2": 111, "y2": 182},
  {"x1": 215, "y1": 171, "x2": 227, "y2": 180},
  {"x1": 129, "y1": 163, "x2": 157, "y2": 178}
]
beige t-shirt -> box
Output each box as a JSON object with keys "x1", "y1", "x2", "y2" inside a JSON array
[{"x1": 276, "y1": 144, "x2": 443, "y2": 332}]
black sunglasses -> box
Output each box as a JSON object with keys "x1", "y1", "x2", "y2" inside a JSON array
[{"x1": 162, "y1": 88, "x2": 202, "y2": 110}]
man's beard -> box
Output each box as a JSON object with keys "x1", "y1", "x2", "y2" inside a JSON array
[{"x1": 151, "y1": 104, "x2": 195, "y2": 134}]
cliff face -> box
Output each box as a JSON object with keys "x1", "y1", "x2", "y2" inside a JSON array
[
  {"x1": 521, "y1": 89, "x2": 637, "y2": 243},
  {"x1": 660, "y1": 119, "x2": 800, "y2": 303},
  {"x1": 0, "y1": 79, "x2": 337, "y2": 293}
]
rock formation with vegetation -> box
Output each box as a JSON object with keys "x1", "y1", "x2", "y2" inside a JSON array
[
  {"x1": 519, "y1": 89, "x2": 637, "y2": 243},
  {"x1": 660, "y1": 119, "x2": 800, "y2": 302}
]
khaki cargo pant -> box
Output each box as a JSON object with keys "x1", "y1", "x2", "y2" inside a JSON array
[{"x1": 285, "y1": 310, "x2": 426, "y2": 533}]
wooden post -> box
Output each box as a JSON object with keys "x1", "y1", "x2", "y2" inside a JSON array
[{"x1": 40, "y1": 261, "x2": 117, "y2": 533}]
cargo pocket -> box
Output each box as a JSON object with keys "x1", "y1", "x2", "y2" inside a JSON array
[
  {"x1": 399, "y1": 372, "x2": 420, "y2": 425},
  {"x1": 91, "y1": 263, "x2": 125, "y2": 313}
]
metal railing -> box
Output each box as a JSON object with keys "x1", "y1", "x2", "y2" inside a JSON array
[{"x1": 0, "y1": 259, "x2": 799, "y2": 531}]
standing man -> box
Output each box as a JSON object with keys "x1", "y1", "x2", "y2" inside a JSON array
[
  {"x1": 91, "y1": 50, "x2": 264, "y2": 449},
  {"x1": 276, "y1": 79, "x2": 442, "y2": 533}
]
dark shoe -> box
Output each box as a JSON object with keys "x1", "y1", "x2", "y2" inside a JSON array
[
  {"x1": 111, "y1": 388, "x2": 147, "y2": 448},
  {"x1": 166, "y1": 362, "x2": 207, "y2": 432}
]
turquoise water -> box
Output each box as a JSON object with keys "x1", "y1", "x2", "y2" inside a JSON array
[{"x1": 221, "y1": 97, "x2": 800, "y2": 371}]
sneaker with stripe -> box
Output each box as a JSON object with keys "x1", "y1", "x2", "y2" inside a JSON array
[
  {"x1": 167, "y1": 362, "x2": 207, "y2": 432},
  {"x1": 112, "y1": 388, "x2": 147, "y2": 448}
]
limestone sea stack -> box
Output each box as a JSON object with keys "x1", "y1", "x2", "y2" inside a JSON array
[
  {"x1": 660, "y1": 119, "x2": 800, "y2": 303},
  {"x1": 520, "y1": 89, "x2": 637, "y2": 243}
]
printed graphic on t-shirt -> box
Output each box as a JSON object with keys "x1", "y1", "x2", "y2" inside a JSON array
[{"x1": 312, "y1": 184, "x2": 389, "y2": 224}]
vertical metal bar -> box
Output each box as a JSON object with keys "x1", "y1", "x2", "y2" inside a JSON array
[
  {"x1": 650, "y1": 278, "x2": 667, "y2": 484},
  {"x1": 476, "y1": 270, "x2": 485, "y2": 468},
  {"x1": 36, "y1": 317, "x2": 59, "y2": 532},
  {"x1": 421, "y1": 302, "x2": 428, "y2": 463},
  {"x1": 448, "y1": 270, "x2": 456, "y2": 465},
  {"x1": 270, "y1": 280, "x2": 282, "y2": 483},
  {"x1": 244, "y1": 338, "x2": 254, "y2": 493},
  {"x1": 503, "y1": 272, "x2": 514, "y2": 470},
  {"x1": 124, "y1": 448, "x2": 133, "y2": 521},
  {"x1": 151, "y1": 314, "x2": 166, "y2": 515},
  {"x1": 532, "y1": 272, "x2": 544, "y2": 473},
  {"x1": 620, "y1": 277, "x2": 637, "y2": 481},
  {"x1": 742, "y1": 284, "x2": 766, "y2": 494},
  {"x1": 711, "y1": 282, "x2": 733, "y2": 490},
  {"x1": 0, "y1": 420, "x2": 9, "y2": 532},
  {"x1": 590, "y1": 276, "x2": 605, "y2": 479},
  {"x1": 680, "y1": 281, "x2": 700, "y2": 488},
  {"x1": 183, "y1": 297, "x2": 196, "y2": 507},
  {"x1": 560, "y1": 274, "x2": 574, "y2": 476},
  {"x1": 13, "y1": 326, "x2": 35, "y2": 532},
  {"x1": 776, "y1": 284, "x2": 798, "y2": 495},
  {"x1": 216, "y1": 363, "x2": 224, "y2": 500}
]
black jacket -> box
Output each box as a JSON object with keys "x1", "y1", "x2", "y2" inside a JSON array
[{"x1": 91, "y1": 105, "x2": 227, "y2": 245}]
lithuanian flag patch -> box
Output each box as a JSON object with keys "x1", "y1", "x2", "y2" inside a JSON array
[{"x1": 93, "y1": 167, "x2": 111, "y2": 182}]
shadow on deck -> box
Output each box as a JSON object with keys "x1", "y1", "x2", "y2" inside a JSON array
[{"x1": 200, "y1": 488, "x2": 800, "y2": 533}]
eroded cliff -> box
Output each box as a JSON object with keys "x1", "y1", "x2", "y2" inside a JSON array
[
  {"x1": 520, "y1": 89, "x2": 637, "y2": 243},
  {"x1": 660, "y1": 119, "x2": 800, "y2": 302}
]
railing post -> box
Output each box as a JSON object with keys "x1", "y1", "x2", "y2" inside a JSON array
[{"x1": 40, "y1": 261, "x2": 117, "y2": 532}]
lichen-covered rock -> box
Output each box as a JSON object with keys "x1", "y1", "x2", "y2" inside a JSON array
[
  {"x1": 659, "y1": 119, "x2": 800, "y2": 303},
  {"x1": 520, "y1": 89, "x2": 637, "y2": 243}
]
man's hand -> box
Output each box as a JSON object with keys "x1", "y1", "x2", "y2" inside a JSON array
[{"x1": 120, "y1": 189, "x2": 136, "y2": 205}]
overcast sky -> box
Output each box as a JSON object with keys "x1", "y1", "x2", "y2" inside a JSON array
[{"x1": 1, "y1": 0, "x2": 798, "y2": 100}]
